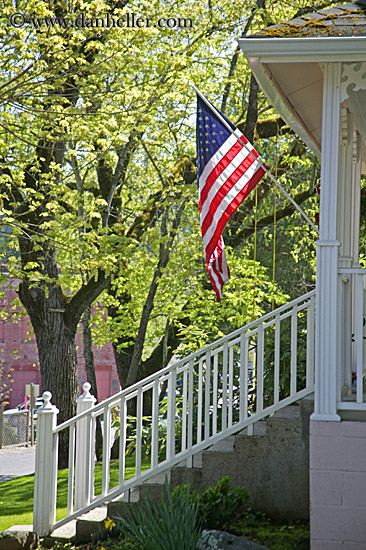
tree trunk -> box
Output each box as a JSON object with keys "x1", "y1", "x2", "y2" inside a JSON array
[{"x1": 19, "y1": 280, "x2": 79, "y2": 469}]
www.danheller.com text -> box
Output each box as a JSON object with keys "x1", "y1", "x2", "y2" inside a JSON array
[{"x1": 8, "y1": 12, "x2": 193, "y2": 30}]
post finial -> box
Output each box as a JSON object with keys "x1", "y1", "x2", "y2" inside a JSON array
[
  {"x1": 82, "y1": 382, "x2": 91, "y2": 397},
  {"x1": 42, "y1": 391, "x2": 52, "y2": 407}
]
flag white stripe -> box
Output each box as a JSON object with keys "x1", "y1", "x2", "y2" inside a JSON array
[
  {"x1": 199, "y1": 134, "x2": 257, "y2": 208},
  {"x1": 202, "y1": 159, "x2": 261, "y2": 249},
  {"x1": 199, "y1": 147, "x2": 254, "y2": 224},
  {"x1": 198, "y1": 134, "x2": 239, "y2": 202},
  {"x1": 219, "y1": 249, "x2": 230, "y2": 282},
  {"x1": 208, "y1": 261, "x2": 222, "y2": 298}
]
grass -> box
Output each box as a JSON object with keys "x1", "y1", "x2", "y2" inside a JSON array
[{"x1": 0, "y1": 456, "x2": 150, "y2": 532}]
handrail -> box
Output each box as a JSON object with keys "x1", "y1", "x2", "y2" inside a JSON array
[
  {"x1": 55, "y1": 289, "x2": 316, "y2": 433},
  {"x1": 33, "y1": 290, "x2": 316, "y2": 536}
]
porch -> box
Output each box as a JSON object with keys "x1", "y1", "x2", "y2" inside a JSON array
[{"x1": 239, "y1": 3, "x2": 366, "y2": 547}]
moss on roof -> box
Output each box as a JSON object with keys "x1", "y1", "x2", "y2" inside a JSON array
[{"x1": 253, "y1": 2, "x2": 366, "y2": 37}]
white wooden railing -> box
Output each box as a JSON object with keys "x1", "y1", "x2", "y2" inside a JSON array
[
  {"x1": 338, "y1": 268, "x2": 366, "y2": 409},
  {"x1": 33, "y1": 290, "x2": 315, "y2": 536}
]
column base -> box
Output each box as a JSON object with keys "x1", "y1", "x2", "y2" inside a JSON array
[{"x1": 310, "y1": 412, "x2": 341, "y2": 421}]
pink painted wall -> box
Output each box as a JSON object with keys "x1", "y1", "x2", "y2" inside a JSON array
[
  {"x1": 310, "y1": 420, "x2": 366, "y2": 548},
  {"x1": 0, "y1": 279, "x2": 120, "y2": 408}
]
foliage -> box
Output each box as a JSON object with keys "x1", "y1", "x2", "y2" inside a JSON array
[
  {"x1": 230, "y1": 515, "x2": 310, "y2": 550},
  {"x1": 0, "y1": 361, "x2": 14, "y2": 406},
  {"x1": 0, "y1": 0, "x2": 335, "y2": 430},
  {"x1": 198, "y1": 476, "x2": 251, "y2": 530},
  {"x1": 113, "y1": 477, "x2": 202, "y2": 550},
  {"x1": 263, "y1": 311, "x2": 309, "y2": 406},
  {"x1": 172, "y1": 476, "x2": 251, "y2": 532}
]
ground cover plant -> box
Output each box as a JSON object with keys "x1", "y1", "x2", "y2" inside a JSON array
[{"x1": 230, "y1": 514, "x2": 310, "y2": 550}]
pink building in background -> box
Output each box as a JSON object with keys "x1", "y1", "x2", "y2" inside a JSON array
[{"x1": 0, "y1": 280, "x2": 120, "y2": 409}]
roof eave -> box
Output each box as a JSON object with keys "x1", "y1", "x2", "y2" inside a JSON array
[
  {"x1": 238, "y1": 37, "x2": 366, "y2": 63},
  {"x1": 241, "y1": 54, "x2": 321, "y2": 157},
  {"x1": 239, "y1": 37, "x2": 366, "y2": 157}
]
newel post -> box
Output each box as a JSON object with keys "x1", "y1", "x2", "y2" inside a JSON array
[
  {"x1": 75, "y1": 382, "x2": 96, "y2": 511},
  {"x1": 33, "y1": 392, "x2": 59, "y2": 536}
]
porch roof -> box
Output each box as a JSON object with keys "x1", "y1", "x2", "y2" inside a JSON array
[{"x1": 238, "y1": 2, "x2": 366, "y2": 172}]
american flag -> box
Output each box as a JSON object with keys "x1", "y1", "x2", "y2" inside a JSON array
[{"x1": 196, "y1": 93, "x2": 266, "y2": 301}]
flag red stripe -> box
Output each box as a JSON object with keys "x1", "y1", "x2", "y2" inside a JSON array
[
  {"x1": 199, "y1": 140, "x2": 244, "y2": 210},
  {"x1": 205, "y1": 166, "x2": 265, "y2": 261},
  {"x1": 209, "y1": 271, "x2": 221, "y2": 301},
  {"x1": 201, "y1": 151, "x2": 257, "y2": 237}
]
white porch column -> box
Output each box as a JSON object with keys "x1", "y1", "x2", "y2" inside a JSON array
[
  {"x1": 312, "y1": 62, "x2": 341, "y2": 421},
  {"x1": 337, "y1": 108, "x2": 355, "y2": 398},
  {"x1": 350, "y1": 131, "x2": 362, "y2": 264}
]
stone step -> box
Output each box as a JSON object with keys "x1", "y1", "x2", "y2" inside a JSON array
[
  {"x1": 239, "y1": 420, "x2": 267, "y2": 437},
  {"x1": 176, "y1": 452, "x2": 203, "y2": 468},
  {"x1": 42, "y1": 520, "x2": 77, "y2": 548},
  {"x1": 207, "y1": 435, "x2": 236, "y2": 452},
  {"x1": 75, "y1": 505, "x2": 108, "y2": 544},
  {"x1": 108, "y1": 495, "x2": 139, "y2": 519}
]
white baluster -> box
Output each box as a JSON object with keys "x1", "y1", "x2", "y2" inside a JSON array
[
  {"x1": 182, "y1": 368, "x2": 188, "y2": 452},
  {"x1": 151, "y1": 380, "x2": 159, "y2": 468},
  {"x1": 222, "y1": 342, "x2": 228, "y2": 431},
  {"x1": 135, "y1": 389, "x2": 143, "y2": 477},
  {"x1": 228, "y1": 345, "x2": 234, "y2": 427},
  {"x1": 187, "y1": 360, "x2": 194, "y2": 467},
  {"x1": 213, "y1": 353, "x2": 219, "y2": 434},
  {"x1": 356, "y1": 274, "x2": 364, "y2": 402},
  {"x1": 274, "y1": 314, "x2": 280, "y2": 404},
  {"x1": 257, "y1": 325, "x2": 264, "y2": 413},
  {"x1": 306, "y1": 296, "x2": 315, "y2": 388},
  {"x1": 102, "y1": 405, "x2": 111, "y2": 496},
  {"x1": 204, "y1": 351, "x2": 211, "y2": 440},
  {"x1": 119, "y1": 396, "x2": 127, "y2": 484},
  {"x1": 167, "y1": 369, "x2": 176, "y2": 461},
  {"x1": 291, "y1": 306, "x2": 298, "y2": 396}
]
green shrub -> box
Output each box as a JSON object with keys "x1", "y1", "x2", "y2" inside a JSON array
[
  {"x1": 172, "y1": 476, "x2": 251, "y2": 531},
  {"x1": 113, "y1": 477, "x2": 202, "y2": 550},
  {"x1": 198, "y1": 476, "x2": 251, "y2": 530}
]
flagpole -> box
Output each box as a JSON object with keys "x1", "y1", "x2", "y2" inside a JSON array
[{"x1": 191, "y1": 83, "x2": 319, "y2": 235}]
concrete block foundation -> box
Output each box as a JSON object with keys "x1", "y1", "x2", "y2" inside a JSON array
[{"x1": 310, "y1": 419, "x2": 366, "y2": 547}]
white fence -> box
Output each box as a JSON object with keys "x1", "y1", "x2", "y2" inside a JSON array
[
  {"x1": 338, "y1": 268, "x2": 366, "y2": 409},
  {"x1": 33, "y1": 290, "x2": 316, "y2": 536}
]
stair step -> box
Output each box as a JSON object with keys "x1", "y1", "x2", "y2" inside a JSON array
[
  {"x1": 42, "y1": 520, "x2": 77, "y2": 548},
  {"x1": 143, "y1": 471, "x2": 170, "y2": 484},
  {"x1": 271, "y1": 405, "x2": 300, "y2": 419},
  {"x1": 240, "y1": 420, "x2": 267, "y2": 436},
  {"x1": 75, "y1": 505, "x2": 108, "y2": 543},
  {"x1": 176, "y1": 453, "x2": 203, "y2": 468},
  {"x1": 207, "y1": 436, "x2": 235, "y2": 452},
  {"x1": 130, "y1": 481, "x2": 166, "y2": 503}
]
